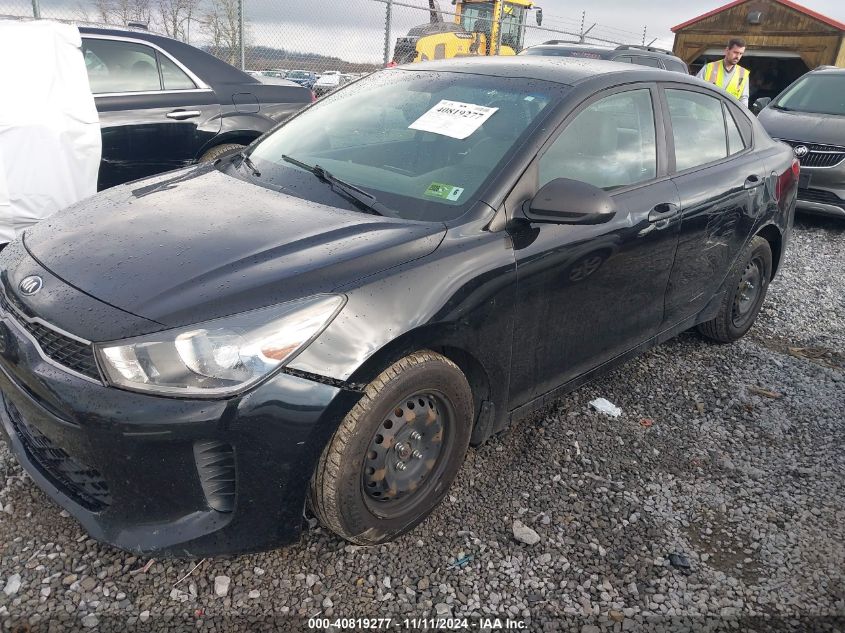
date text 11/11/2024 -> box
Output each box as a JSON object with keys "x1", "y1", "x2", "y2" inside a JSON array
[{"x1": 307, "y1": 617, "x2": 528, "y2": 630}]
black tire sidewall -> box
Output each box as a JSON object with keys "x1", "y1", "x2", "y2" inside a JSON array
[
  {"x1": 333, "y1": 359, "x2": 472, "y2": 543},
  {"x1": 199, "y1": 143, "x2": 245, "y2": 163},
  {"x1": 724, "y1": 237, "x2": 772, "y2": 339}
]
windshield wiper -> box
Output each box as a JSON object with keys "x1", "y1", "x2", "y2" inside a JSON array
[
  {"x1": 237, "y1": 151, "x2": 262, "y2": 177},
  {"x1": 771, "y1": 104, "x2": 791, "y2": 111},
  {"x1": 281, "y1": 154, "x2": 385, "y2": 216}
]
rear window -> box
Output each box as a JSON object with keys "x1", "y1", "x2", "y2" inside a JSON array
[
  {"x1": 631, "y1": 56, "x2": 661, "y2": 68},
  {"x1": 521, "y1": 47, "x2": 607, "y2": 59},
  {"x1": 662, "y1": 58, "x2": 689, "y2": 73}
]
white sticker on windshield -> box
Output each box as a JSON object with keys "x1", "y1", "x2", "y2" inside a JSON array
[{"x1": 409, "y1": 100, "x2": 499, "y2": 140}]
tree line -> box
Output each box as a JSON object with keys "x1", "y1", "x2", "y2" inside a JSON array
[{"x1": 85, "y1": 0, "x2": 243, "y2": 64}]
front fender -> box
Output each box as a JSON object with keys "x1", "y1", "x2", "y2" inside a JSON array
[{"x1": 288, "y1": 217, "x2": 517, "y2": 434}]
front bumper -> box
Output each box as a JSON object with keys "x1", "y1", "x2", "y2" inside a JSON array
[
  {"x1": 0, "y1": 262, "x2": 357, "y2": 556},
  {"x1": 796, "y1": 166, "x2": 845, "y2": 219}
]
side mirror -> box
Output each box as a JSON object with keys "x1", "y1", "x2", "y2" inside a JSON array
[
  {"x1": 525, "y1": 178, "x2": 617, "y2": 225},
  {"x1": 535, "y1": 8, "x2": 543, "y2": 26},
  {"x1": 751, "y1": 97, "x2": 771, "y2": 115}
]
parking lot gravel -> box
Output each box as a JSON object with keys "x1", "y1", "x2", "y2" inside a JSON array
[{"x1": 1, "y1": 215, "x2": 843, "y2": 632}]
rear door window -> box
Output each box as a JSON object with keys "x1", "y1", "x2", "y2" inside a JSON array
[
  {"x1": 82, "y1": 38, "x2": 161, "y2": 94},
  {"x1": 724, "y1": 104, "x2": 747, "y2": 155},
  {"x1": 666, "y1": 89, "x2": 729, "y2": 171},
  {"x1": 158, "y1": 53, "x2": 196, "y2": 90}
]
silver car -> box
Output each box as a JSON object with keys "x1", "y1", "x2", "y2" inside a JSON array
[{"x1": 756, "y1": 66, "x2": 845, "y2": 219}]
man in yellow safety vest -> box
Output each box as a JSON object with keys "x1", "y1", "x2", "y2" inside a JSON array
[{"x1": 696, "y1": 38, "x2": 750, "y2": 107}]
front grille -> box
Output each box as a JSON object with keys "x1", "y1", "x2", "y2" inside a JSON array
[
  {"x1": 5, "y1": 397, "x2": 111, "y2": 511},
  {"x1": 799, "y1": 188, "x2": 844, "y2": 207},
  {"x1": 193, "y1": 440, "x2": 236, "y2": 513},
  {"x1": 0, "y1": 293, "x2": 100, "y2": 381},
  {"x1": 779, "y1": 139, "x2": 845, "y2": 168}
]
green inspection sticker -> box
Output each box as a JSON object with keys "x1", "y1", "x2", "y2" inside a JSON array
[{"x1": 424, "y1": 182, "x2": 465, "y2": 202}]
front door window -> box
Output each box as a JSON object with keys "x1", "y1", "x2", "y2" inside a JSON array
[{"x1": 539, "y1": 89, "x2": 657, "y2": 190}]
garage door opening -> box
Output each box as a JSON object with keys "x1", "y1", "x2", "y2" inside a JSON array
[{"x1": 691, "y1": 50, "x2": 810, "y2": 105}]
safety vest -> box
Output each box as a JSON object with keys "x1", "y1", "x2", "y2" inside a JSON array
[{"x1": 702, "y1": 60, "x2": 749, "y2": 100}]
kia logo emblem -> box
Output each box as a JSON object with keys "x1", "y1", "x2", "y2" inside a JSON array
[
  {"x1": 19, "y1": 276, "x2": 43, "y2": 296},
  {"x1": 793, "y1": 145, "x2": 809, "y2": 158}
]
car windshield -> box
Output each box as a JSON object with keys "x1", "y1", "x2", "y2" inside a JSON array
[
  {"x1": 249, "y1": 69, "x2": 563, "y2": 222},
  {"x1": 773, "y1": 74, "x2": 845, "y2": 116},
  {"x1": 287, "y1": 71, "x2": 310, "y2": 79}
]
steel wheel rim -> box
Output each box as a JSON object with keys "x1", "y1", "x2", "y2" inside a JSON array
[
  {"x1": 361, "y1": 391, "x2": 453, "y2": 518},
  {"x1": 732, "y1": 255, "x2": 764, "y2": 328}
]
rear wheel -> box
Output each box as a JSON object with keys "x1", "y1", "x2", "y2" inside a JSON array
[
  {"x1": 198, "y1": 143, "x2": 245, "y2": 163},
  {"x1": 698, "y1": 236, "x2": 772, "y2": 343},
  {"x1": 310, "y1": 351, "x2": 473, "y2": 545}
]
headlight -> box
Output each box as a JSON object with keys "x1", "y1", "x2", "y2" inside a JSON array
[{"x1": 94, "y1": 295, "x2": 345, "y2": 397}]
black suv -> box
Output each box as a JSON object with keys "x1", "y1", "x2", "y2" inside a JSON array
[
  {"x1": 755, "y1": 66, "x2": 845, "y2": 219},
  {"x1": 519, "y1": 42, "x2": 689, "y2": 73},
  {"x1": 79, "y1": 26, "x2": 312, "y2": 189}
]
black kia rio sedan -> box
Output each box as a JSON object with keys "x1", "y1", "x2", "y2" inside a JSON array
[{"x1": 0, "y1": 57, "x2": 798, "y2": 556}]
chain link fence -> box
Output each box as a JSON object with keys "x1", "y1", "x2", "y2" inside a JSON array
[{"x1": 1, "y1": 0, "x2": 657, "y2": 77}]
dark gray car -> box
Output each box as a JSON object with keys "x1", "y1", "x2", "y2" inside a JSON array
[
  {"x1": 756, "y1": 66, "x2": 845, "y2": 219},
  {"x1": 519, "y1": 42, "x2": 689, "y2": 73}
]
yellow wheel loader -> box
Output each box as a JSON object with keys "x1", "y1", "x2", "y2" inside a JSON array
[{"x1": 392, "y1": 0, "x2": 542, "y2": 64}]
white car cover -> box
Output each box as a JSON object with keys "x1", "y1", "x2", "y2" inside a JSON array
[{"x1": 0, "y1": 20, "x2": 101, "y2": 245}]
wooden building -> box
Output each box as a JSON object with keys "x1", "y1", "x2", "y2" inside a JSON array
[{"x1": 672, "y1": 0, "x2": 845, "y2": 101}]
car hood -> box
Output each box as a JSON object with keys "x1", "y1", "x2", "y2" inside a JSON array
[
  {"x1": 24, "y1": 166, "x2": 446, "y2": 329},
  {"x1": 758, "y1": 107, "x2": 845, "y2": 146}
]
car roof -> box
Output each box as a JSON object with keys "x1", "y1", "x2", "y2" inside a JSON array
[
  {"x1": 522, "y1": 44, "x2": 686, "y2": 62},
  {"x1": 811, "y1": 66, "x2": 845, "y2": 75},
  {"x1": 398, "y1": 56, "x2": 696, "y2": 87}
]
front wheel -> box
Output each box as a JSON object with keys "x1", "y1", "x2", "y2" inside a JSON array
[
  {"x1": 698, "y1": 236, "x2": 773, "y2": 343},
  {"x1": 198, "y1": 143, "x2": 245, "y2": 163},
  {"x1": 310, "y1": 351, "x2": 473, "y2": 545}
]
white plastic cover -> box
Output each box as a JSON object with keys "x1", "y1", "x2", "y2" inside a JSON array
[{"x1": 0, "y1": 20, "x2": 101, "y2": 244}]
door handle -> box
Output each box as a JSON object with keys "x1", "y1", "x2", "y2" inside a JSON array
[
  {"x1": 166, "y1": 109, "x2": 201, "y2": 120},
  {"x1": 648, "y1": 203, "x2": 679, "y2": 223},
  {"x1": 744, "y1": 174, "x2": 763, "y2": 189}
]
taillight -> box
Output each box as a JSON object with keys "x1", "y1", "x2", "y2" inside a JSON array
[
  {"x1": 310, "y1": 90, "x2": 316, "y2": 102},
  {"x1": 775, "y1": 159, "x2": 800, "y2": 202}
]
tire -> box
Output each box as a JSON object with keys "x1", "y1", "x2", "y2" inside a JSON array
[
  {"x1": 198, "y1": 143, "x2": 245, "y2": 163},
  {"x1": 697, "y1": 236, "x2": 772, "y2": 343},
  {"x1": 310, "y1": 350, "x2": 473, "y2": 545}
]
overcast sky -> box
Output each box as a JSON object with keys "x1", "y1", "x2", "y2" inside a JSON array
[
  {"x1": 11, "y1": 0, "x2": 845, "y2": 64},
  {"x1": 240, "y1": 0, "x2": 845, "y2": 64}
]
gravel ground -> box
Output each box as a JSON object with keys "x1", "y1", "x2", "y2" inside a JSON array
[{"x1": 1, "y1": 215, "x2": 843, "y2": 632}]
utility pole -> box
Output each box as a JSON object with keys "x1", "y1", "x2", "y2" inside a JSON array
[
  {"x1": 578, "y1": 12, "x2": 596, "y2": 44},
  {"x1": 239, "y1": 0, "x2": 245, "y2": 70},
  {"x1": 31, "y1": 0, "x2": 41, "y2": 18},
  {"x1": 495, "y1": 0, "x2": 505, "y2": 55},
  {"x1": 383, "y1": 0, "x2": 393, "y2": 66}
]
